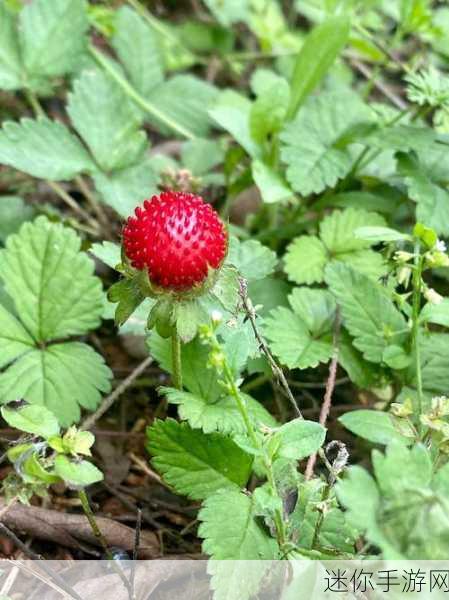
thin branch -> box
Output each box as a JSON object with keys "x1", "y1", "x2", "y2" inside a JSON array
[
  {"x1": 305, "y1": 308, "x2": 341, "y2": 480},
  {"x1": 47, "y1": 180, "x2": 100, "y2": 234},
  {"x1": 239, "y1": 278, "x2": 302, "y2": 419},
  {"x1": 81, "y1": 355, "x2": 153, "y2": 430}
]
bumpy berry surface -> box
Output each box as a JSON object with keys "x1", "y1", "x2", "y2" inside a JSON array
[{"x1": 123, "y1": 191, "x2": 227, "y2": 291}]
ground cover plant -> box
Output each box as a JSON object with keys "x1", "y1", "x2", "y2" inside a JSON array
[{"x1": 2, "y1": 0, "x2": 449, "y2": 595}]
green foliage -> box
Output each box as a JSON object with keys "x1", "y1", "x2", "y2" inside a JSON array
[
  {"x1": 0, "y1": 218, "x2": 111, "y2": 425},
  {"x1": 271, "y1": 419, "x2": 326, "y2": 460},
  {"x1": 146, "y1": 419, "x2": 253, "y2": 500},
  {"x1": 339, "y1": 409, "x2": 414, "y2": 445}
]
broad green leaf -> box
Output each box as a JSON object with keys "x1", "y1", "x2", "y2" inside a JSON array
[
  {"x1": 420, "y1": 299, "x2": 449, "y2": 328},
  {"x1": 210, "y1": 263, "x2": 240, "y2": 313},
  {"x1": 339, "y1": 410, "x2": 413, "y2": 445},
  {"x1": 288, "y1": 287, "x2": 336, "y2": 336},
  {"x1": 319, "y1": 208, "x2": 387, "y2": 253},
  {"x1": 248, "y1": 276, "x2": 290, "y2": 318},
  {"x1": 228, "y1": 237, "x2": 277, "y2": 281},
  {"x1": 0, "y1": 4, "x2": 22, "y2": 90},
  {"x1": 325, "y1": 263, "x2": 407, "y2": 363},
  {"x1": 288, "y1": 16, "x2": 350, "y2": 118},
  {"x1": 198, "y1": 490, "x2": 279, "y2": 559},
  {"x1": 93, "y1": 157, "x2": 159, "y2": 217},
  {"x1": 89, "y1": 242, "x2": 121, "y2": 270},
  {"x1": 0, "y1": 196, "x2": 34, "y2": 242},
  {"x1": 0, "y1": 304, "x2": 34, "y2": 369},
  {"x1": 147, "y1": 75, "x2": 218, "y2": 138},
  {"x1": 338, "y1": 329, "x2": 381, "y2": 389},
  {"x1": 161, "y1": 387, "x2": 276, "y2": 435},
  {"x1": 354, "y1": 226, "x2": 412, "y2": 243},
  {"x1": 284, "y1": 236, "x2": 327, "y2": 285},
  {"x1": 198, "y1": 489, "x2": 278, "y2": 599},
  {"x1": 203, "y1": 0, "x2": 250, "y2": 25},
  {"x1": 251, "y1": 160, "x2": 293, "y2": 204},
  {"x1": 22, "y1": 452, "x2": 59, "y2": 485},
  {"x1": 264, "y1": 305, "x2": 333, "y2": 370},
  {"x1": 20, "y1": 0, "x2": 88, "y2": 79},
  {"x1": 372, "y1": 442, "x2": 432, "y2": 496},
  {"x1": 420, "y1": 333, "x2": 449, "y2": 395},
  {"x1": 209, "y1": 90, "x2": 261, "y2": 158},
  {"x1": 398, "y1": 152, "x2": 449, "y2": 236},
  {"x1": 0, "y1": 342, "x2": 112, "y2": 426},
  {"x1": 54, "y1": 455, "x2": 103, "y2": 488},
  {"x1": 1, "y1": 403, "x2": 59, "y2": 439},
  {"x1": 272, "y1": 419, "x2": 326, "y2": 460},
  {"x1": 181, "y1": 138, "x2": 225, "y2": 176},
  {"x1": 0, "y1": 217, "x2": 105, "y2": 341},
  {"x1": 361, "y1": 125, "x2": 436, "y2": 152},
  {"x1": 68, "y1": 69, "x2": 147, "y2": 172},
  {"x1": 250, "y1": 79, "x2": 290, "y2": 144},
  {"x1": 382, "y1": 344, "x2": 411, "y2": 369},
  {"x1": 336, "y1": 466, "x2": 380, "y2": 532},
  {"x1": 112, "y1": 6, "x2": 164, "y2": 98},
  {"x1": 146, "y1": 419, "x2": 253, "y2": 500},
  {"x1": 0, "y1": 118, "x2": 94, "y2": 180},
  {"x1": 281, "y1": 91, "x2": 373, "y2": 196}
]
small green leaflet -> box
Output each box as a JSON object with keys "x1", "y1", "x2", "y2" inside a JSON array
[
  {"x1": 54, "y1": 455, "x2": 103, "y2": 488},
  {"x1": 339, "y1": 410, "x2": 414, "y2": 445},
  {"x1": 272, "y1": 419, "x2": 326, "y2": 460},
  {"x1": 146, "y1": 419, "x2": 253, "y2": 500},
  {"x1": 0, "y1": 4, "x2": 22, "y2": 91},
  {"x1": 1, "y1": 403, "x2": 59, "y2": 439},
  {"x1": 227, "y1": 237, "x2": 277, "y2": 281}
]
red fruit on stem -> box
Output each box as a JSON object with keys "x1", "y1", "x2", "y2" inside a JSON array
[{"x1": 122, "y1": 191, "x2": 228, "y2": 291}]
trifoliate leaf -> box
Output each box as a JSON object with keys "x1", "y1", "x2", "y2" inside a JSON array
[
  {"x1": 0, "y1": 196, "x2": 34, "y2": 242},
  {"x1": 198, "y1": 489, "x2": 279, "y2": 599},
  {"x1": 1, "y1": 403, "x2": 59, "y2": 439},
  {"x1": 0, "y1": 217, "x2": 105, "y2": 341},
  {"x1": 161, "y1": 387, "x2": 276, "y2": 435},
  {"x1": 251, "y1": 160, "x2": 293, "y2": 204},
  {"x1": 20, "y1": 0, "x2": 88, "y2": 80},
  {"x1": 325, "y1": 262, "x2": 407, "y2": 363},
  {"x1": 281, "y1": 91, "x2": 373, "y2": 195},
  {"x1": 284, "y1": 236, "x2": 327, "y2": 285},
  {"x1": 0, "y1": 4, "x2": 22, "y2": 90},
  {"x1": 68, "y1": 69, "x2": 147, "y2": 172},
  {"x1": 146, "y1": 419, "x2": 253, "y2": 500},
  {"x1": 0, "y1": 118, "x2": 94, "y2": 180},
  {"x1": 272, "y1": 419, "x2": 326, "y2": 460},
  {"x1": 93, "y1": 157, "x2": 159, "y2": 218},
  {"x1": 0, "y1": 304, "x2": 34, "y2": 369},
  {"x1": 0, "y1": 343, "x2": 112, "y2": 426},
  {"x1": 209, "y1": 90, "x2": 261, "y2": 158},
  {"x1": 146, "y1": 75, "x2": 218, "y2": 138},
  {"x1": 54, "y1": 455, "x2": 103, "y2": 488},
  {"x1": 339, "y1": 410, "x2": 412, "y2": 445},
  {"x1": 112, "y1": 6, "x2": 164, "y2": 98},
  {"x1": 228, "y1": 237, "x2": 277, "y2": 281}
]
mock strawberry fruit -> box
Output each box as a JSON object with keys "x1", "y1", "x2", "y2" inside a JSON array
[{"x1": 123, "y1": 191, "x2": 228, "y2": 292}]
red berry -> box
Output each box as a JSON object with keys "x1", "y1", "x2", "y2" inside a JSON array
[{"x1": 122, "y1": 191, "x2": 228, "y2": 291}]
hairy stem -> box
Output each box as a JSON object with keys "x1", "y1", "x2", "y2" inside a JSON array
[
  {"x1": 411, "y1": 242, "x2": 424, "y2": 426},
  {"x1": 171, "y1": 332, "x2": 183, "y2": 390}
]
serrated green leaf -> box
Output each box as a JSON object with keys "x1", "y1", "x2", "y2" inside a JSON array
[
  {"x1": 210, "y1": 264, "x2": 240, "y2": 313},
  {"x1": 325, "y1": 263, "x2": 407, "y2": 363},
  {"x1": 420, "y1": 299, "x2": 449, "y2": 328},
  {"x1": 68, "y1": 69, "x2": 147, "y2": 172},
  {"x1": 54, "y1": 455, "x2": 103, "y2": 488},
  {"x1": 147, "y1": 75, "x2": 218, "y2": 138},
  {"x1": 336, "y1": 466, "x2": 380, "y2": 533},
  {"x1": 281, "y1": 91, "x2": 373, "y2": 195},
  {"x1": 284, "y1": 236, "x2": 327, "y2": 284},
  {"x1": 250, "y1": 79, "x2": 290, "y2": 144},
  {"x1": 339, "y1": 410, "x2": 412, "y2": 445},
  {"x1": 362, "y1": 125, "x2": 436, "y2": 152},
  {"x1": 264, "y1": 306, "x2": 333, "y2": 370},
  {"x1": 288, "y1": 287, "x2": 336, "y2": 336},
  {"x1": 175, "y1": 300, "x2": 209, "y2": 343},
  {"x1": 0, "y1": 343, "x2": 112, "y2": 426},
  {"x1": 338, "y1": 329, "x2": 381, "y2": 389},
  {"x1": 0, "y1": 196, "x2": 34, "y2": 242},
  {"x1": 0, "y1": 217, "x2": 105, "y2": 341},
  {"x1": 372, "y1": 442, "x2": 432, "y2": 496},
  {"x1": 108, "y1": 277, "x2": 146, "y2": 327},
  {"x1": 272, "y1": 419, "x2": 326, "y2": 460},
  {"x1": 382, "y1": 344, "x2": 411, "y2": 369},
  {"x1": 288, "y1": 16, "x2": 350, "y2": 118},
  {"x1": 181, "y1": 138, "x2": 224, "y2": 176},
  {"x1": 161, "y1": 387, "x2": 276, "y2": 435},
  {"x1": 147, "y1": 419, "x2": 252, "y2": 500},
  {"x1": 420, "y1": 333, "x2": 449, "y2": 395},
  {"x1": 20, "y1": 0, "x2": 88, "y2": 79},
  {"x1": 0, "y1": 118, "x2": 94, "y2": 180},
  {"x1": 90, "y1": 241, "x2": 121, "y2": 270},
  {"x1": 354, "y1": 226, "x2": 412, "y2": 243},
  {"x1": 251, "y1": 160, "x2": 293, "y2": 204},
  {"x1": 0, "y1": 304, "x2": 34, "y2": 369},
  {"x1": 0, "y1": 4, "x2": 22, "y2": 90},
  {"x1": 209, "y1": 90, "x2": 261, "y2": 158},
  {"x1": 93, "y1": 157, "x2": 159, "y2": 218},
  {"x1": 228, "y1": 237, "x2": 277, "y2": 281},
  {"x1": 1, "y1": 403, "x2": 59, "y2": 439},
  {"x1": 320, "y1": 208, "x2": 387, "y2": 253},
  {"x1": 112, "y1": 6, "x2": 164, "y2": 98}
]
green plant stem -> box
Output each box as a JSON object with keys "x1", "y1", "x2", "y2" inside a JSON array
[
  {"x1": 78, "y1": 489, "x2": 112, "y2": 557},
  {"x1": 171, "y1": 332, "x2": 183, "y2": 390},
  {"x1": 47, "y1": 180, "x2": 101, "y2": 234},
  {"x1": 89, "y1": 45, "x2": 195, "y2": 140},
  {"x1": 24, "y1": 89, "x2": 46, "y2": 118},
  {"x1": 411, "y1": 242, "x2": 424, "y2": 427},
  {"x1": 220, "y1": 357, "x2": 288, "y2": 551}
]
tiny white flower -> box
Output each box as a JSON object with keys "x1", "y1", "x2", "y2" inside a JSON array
[
  {"x1": 424, "y1": 287, "x2": 444, "y2": 305},
  {"x1": 211, "y1": 310, "x2": 223, "y2": 324},
  {"x1": 436, "y1": 239, "x2": 447, "y2": 252}
]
